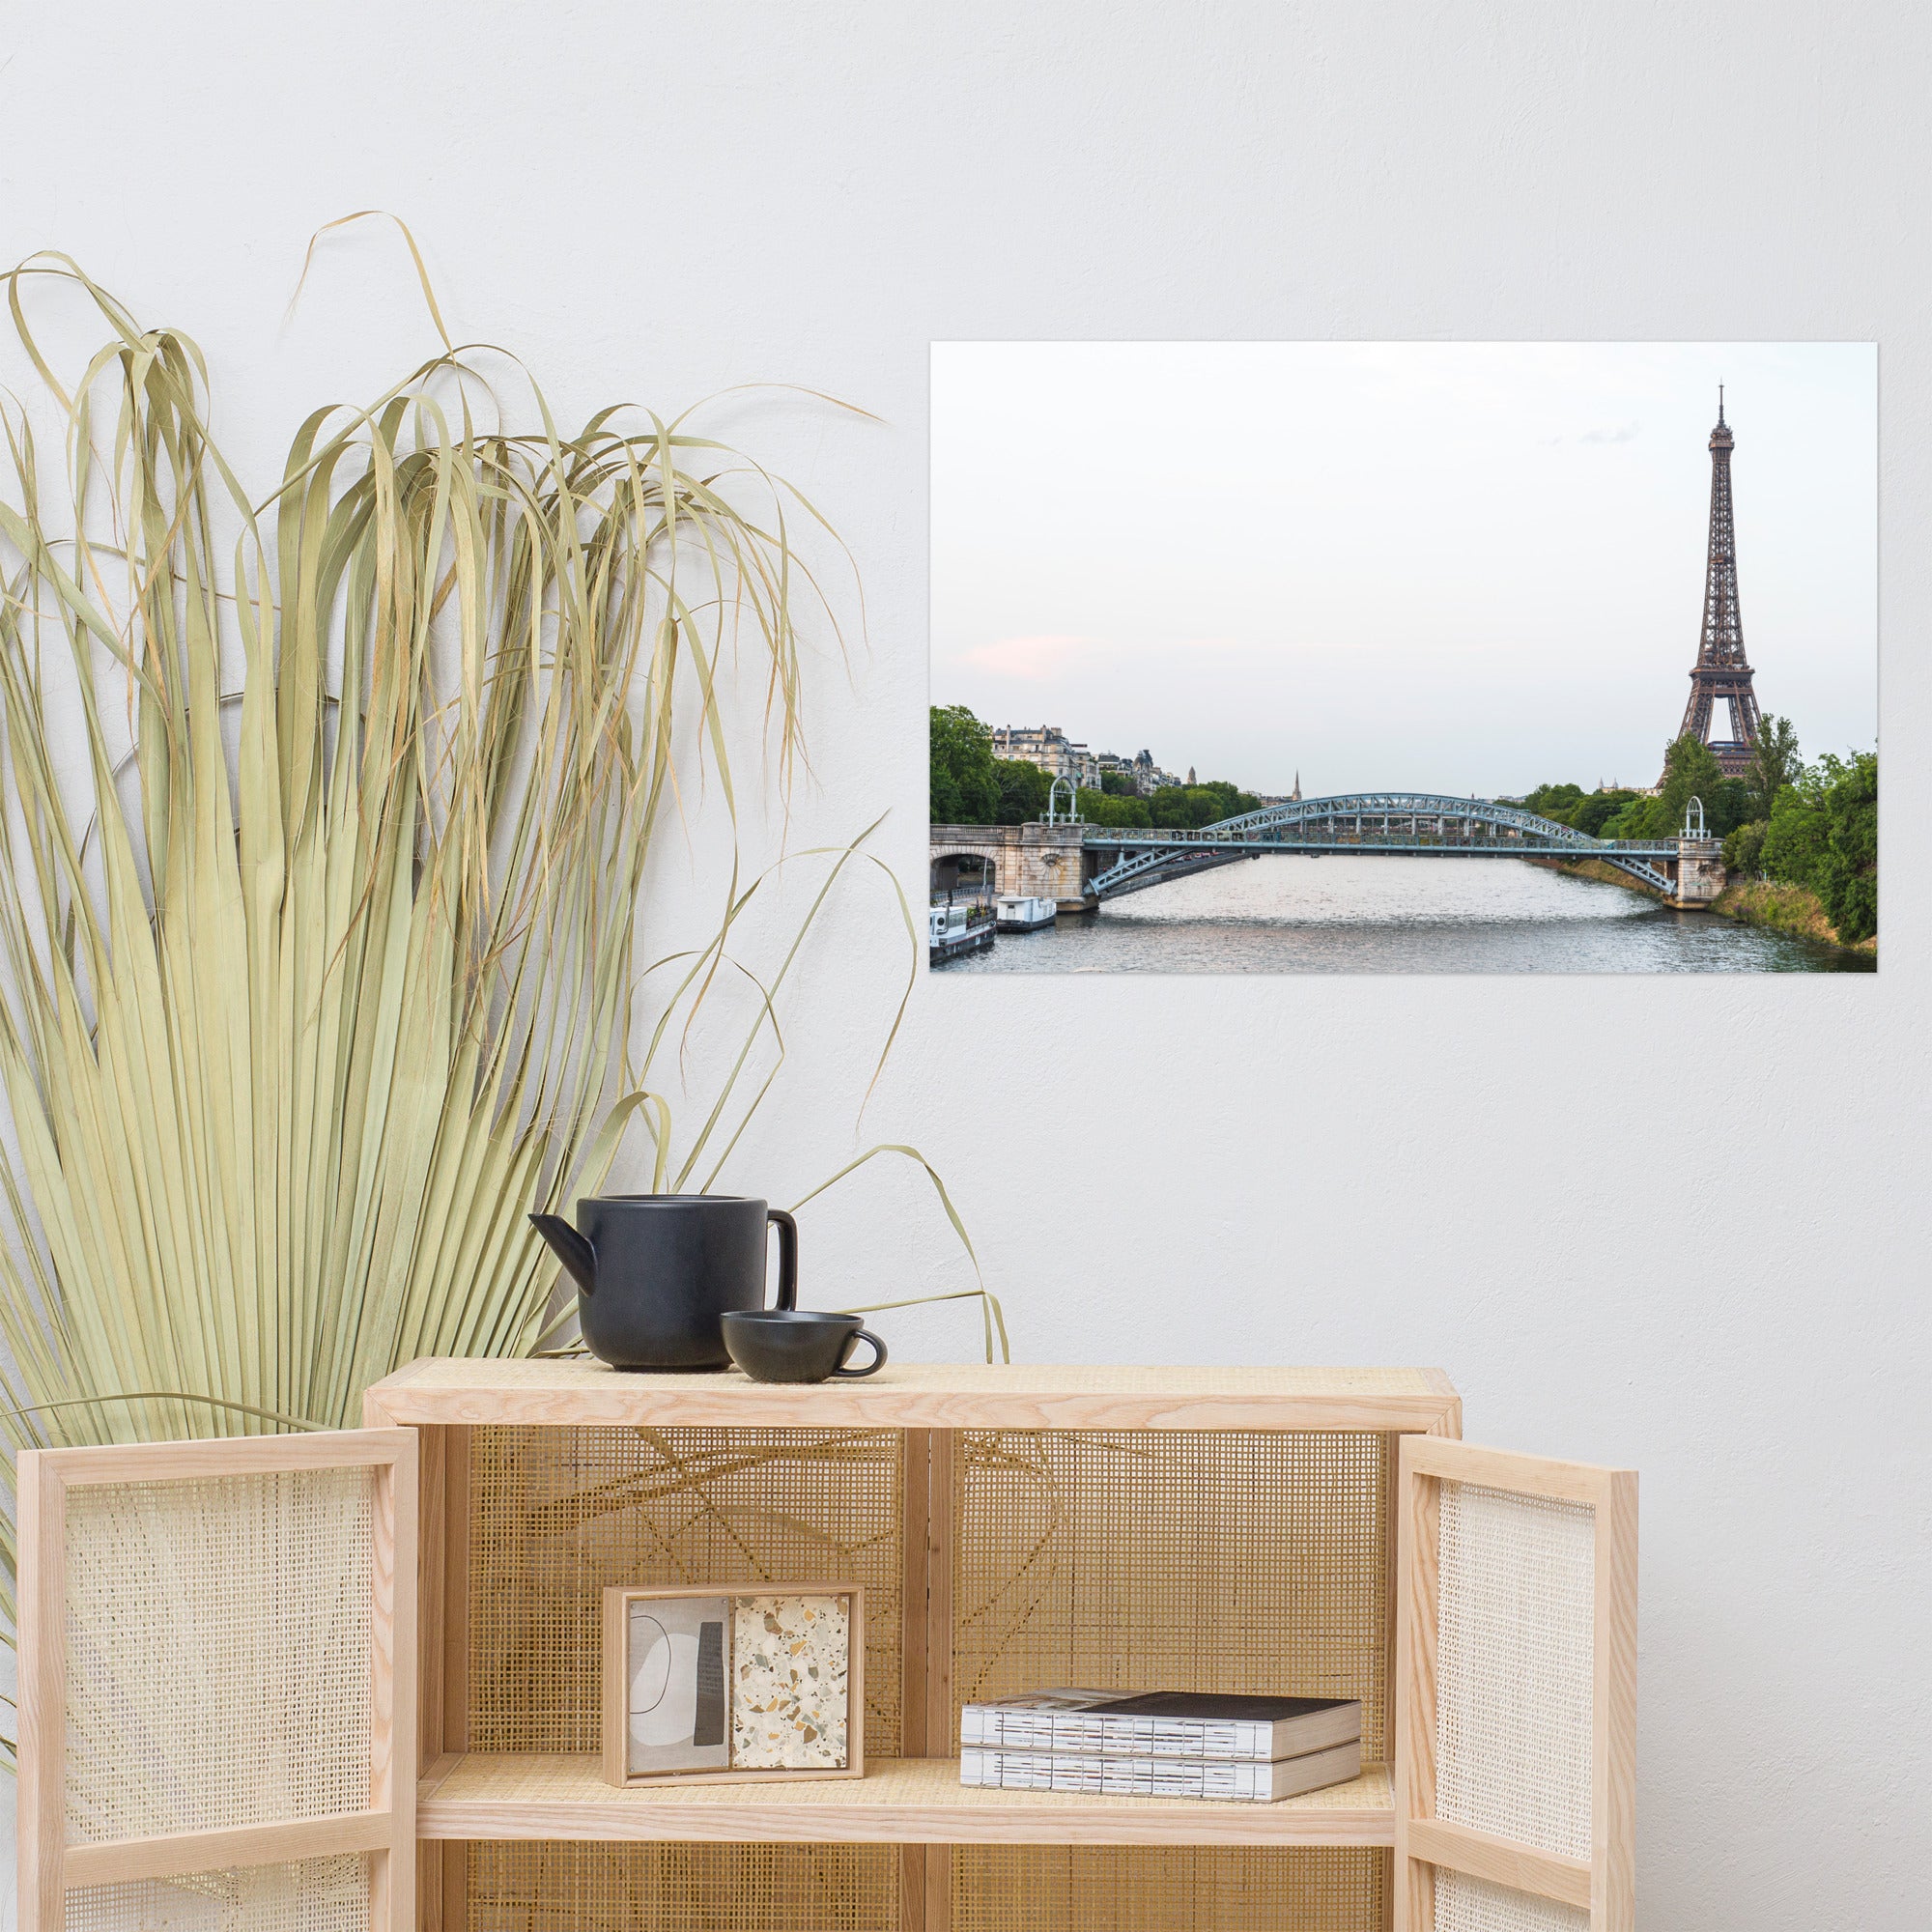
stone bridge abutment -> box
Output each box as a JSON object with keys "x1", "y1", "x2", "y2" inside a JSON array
[{"x1": 928, "y1": 822, "x2": 1093, "y2": 910}]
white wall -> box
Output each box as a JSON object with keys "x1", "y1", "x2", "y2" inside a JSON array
[{"x1": 5, "y1": 2, "x2": 1928, "y2": 1924}]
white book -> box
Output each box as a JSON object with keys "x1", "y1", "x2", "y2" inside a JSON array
[
  {"x1": 958, "y1": 1737, "x2": 1363, "y2": 1804},
  {"x1": 959, "y1": 1689, "x2": 1361, "y2": 1762}
]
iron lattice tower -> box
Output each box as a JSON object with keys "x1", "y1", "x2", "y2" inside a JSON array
[{"x1": 1671, "y1": 386, "x2": 1762, "y2": 781}]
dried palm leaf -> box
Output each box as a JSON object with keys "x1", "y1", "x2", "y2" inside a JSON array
[{"x1": 0, "y1": 237, "x2": 999, "y2": 1767}]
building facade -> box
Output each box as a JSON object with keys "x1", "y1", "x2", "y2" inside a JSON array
[
  {"x1": 997, "y1": 726, "x2": 1195, "y2": 796},
  {"x1": 992, "y1": 724, "x2": 1101, "y2": 791},
  {"x1": 1128, "y1": 748, "x2": 1182, "y2": 794}
]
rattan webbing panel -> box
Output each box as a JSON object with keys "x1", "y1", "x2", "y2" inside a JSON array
[
  {"x1": 953, "y1": 1847, "x2": 1387, "y2": 1932},
  {"x1": 467, "y1": 1841, "x2": 897, "y2": 1932},
  {"x1": 63, "y1": 1856, "x2": 371, "y2": 1932},
  {"x1": 1435, "y1": 1482, "x2": 1595, "y2": 1861},
  {"x1": 953, "y1": 1431, "x2": 1392, "y2": 1758},
  {"x1": 63, "y1": 1469, "x2": 375, "y2": 1841},
  {"x1": 469, "y1": 1426, "x2": 902, "y2": 1756},
  {"x1": 1433, "y1": 1871, "x2": 1589, "y2": 1932}
]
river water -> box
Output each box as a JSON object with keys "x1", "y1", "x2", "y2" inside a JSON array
[{"x1": 936, "y1": 857, "x2": 1872, "y2": 974}]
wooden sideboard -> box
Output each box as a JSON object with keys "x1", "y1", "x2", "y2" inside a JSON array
[{"x1": 16, "y1": 1361, "x2": 1634, "y2": 1932}]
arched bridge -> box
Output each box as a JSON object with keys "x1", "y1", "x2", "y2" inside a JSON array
[{"x1": 1085, "y1": 793, "x2": 1693, "y2": 900}]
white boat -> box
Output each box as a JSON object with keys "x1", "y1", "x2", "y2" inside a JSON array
[
  {"x1": 994, "y1": 895, "x2": 1057, "y2": 932},
  {"x1": 928, "y1": 901, "x2": 994, "y2": 964}
]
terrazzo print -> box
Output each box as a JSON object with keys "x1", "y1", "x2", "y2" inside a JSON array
[{"x1": 730, "y1": 1594, "x2": 850, "y2": 1769}]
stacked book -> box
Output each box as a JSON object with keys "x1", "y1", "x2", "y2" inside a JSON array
[{"x1": 958, "y1": 1689, "x2": 1362, "y2": 1803}]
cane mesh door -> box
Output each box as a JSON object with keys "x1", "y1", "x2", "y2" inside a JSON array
[
  {"x1": 1395, "y1": 1439, "x2": 1635, "y2": 1932},
  {"x1": 16, "y1": 1431, "x2": 417, "y2": 1932}
]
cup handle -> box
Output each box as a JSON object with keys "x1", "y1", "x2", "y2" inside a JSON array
[
  {"x1": 832, "y1": 1328, "x2": 887, "y2": 1378},
  {"x1": 767, "y1": 1208, "x2": 798, "y2": 1311}
]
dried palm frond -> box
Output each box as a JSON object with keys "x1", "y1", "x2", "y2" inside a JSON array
[{"x1": 0, "y1": 239, "x2": 998, "y2": 1767}]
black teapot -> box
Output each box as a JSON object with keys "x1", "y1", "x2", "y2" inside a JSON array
[{"x1": 529, "y1": 1194, "x2": 798, "y2": 1371}]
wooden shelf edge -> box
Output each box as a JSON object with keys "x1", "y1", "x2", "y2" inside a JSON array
[
  {"x1": 363, "y1": 1366, "x2": 1462, "y2": 1435},
  {"x1": 415, "y1": 1756, "x2": 1396, "y2": 1849}
]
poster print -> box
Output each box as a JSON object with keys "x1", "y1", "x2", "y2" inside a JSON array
[
  {"x1": 626, "y1": 1594, "x2": 731, "y2": 1776},
  {"x1": 929, "y1": 343, "x2": 1875, "y2": 973}
]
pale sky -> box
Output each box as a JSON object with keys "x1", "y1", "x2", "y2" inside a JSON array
[{"x1": 929, "y1": 342, "x2": 1876, "y2": 797}]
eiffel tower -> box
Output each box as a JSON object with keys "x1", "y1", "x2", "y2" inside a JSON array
[{"x1": 1670, "y1": 386, "x2": 1762, "y2": 781}]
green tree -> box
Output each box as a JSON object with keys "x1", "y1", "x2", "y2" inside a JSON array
[
  {"x1": 1645, "y1": 734, "x2": 1726, "y2": 838},
  {"x1": 1761, "y1": 751, "x2": 1878, "y2": 943},
  {"x1": 1084, "y1": 781, "x2": 1264, "y2": 830},
  {"x1": 1814, "y1": 752, "x2": 1878, "y2": 943},
  {"x1": 1521, "y1": 781, "x2": 1587, "y2": 826},
  {"x1": 1722, "y1": 819, "x2": 1768, "y2": 876},
  {"x1": 1710, "y1": 777, "x2": 1753, "y2": 838},
  {"x1": 1147, "y1": 780, "x2": 1261, "y2": 829},
  {"x1": 929, "y1": 705, "x2": 998, "y2": 824},
  {"x1": 1571, "y1": 790, "x2": 1637, "y2": 838},
  {"x1": 1761, "y1": 777, "x2": 1830, "y2": 889},
  {"x1": 1746, "y1": 715, "x2": 1803, "y2": 822},
  {"x1": 1150, "y1": 786, "x2": 1214, "y2": 829},
  {"x1": 1076, "y1": 786, "x2": 1151, "y2": 827},
  {"x1": 993, "y1": 757, "x2": 1051, "y2": 825},
  {"x1": 1098, "y1": 771, "x2": 1136, "y2": 797},
  {"x1": 1201, "y1": 781, "x2": 1262, "y2": 818}
]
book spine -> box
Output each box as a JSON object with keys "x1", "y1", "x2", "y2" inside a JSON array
[
  {"x1": 957, "y1": 1709, "x2": 1275, "y2": 1761},
  {"x1": 959, "y1": 1748, "x2": 1274, "y2": 1802}
]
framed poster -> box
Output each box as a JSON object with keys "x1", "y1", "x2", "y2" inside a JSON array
[
  {"x1": 929, "y1": 342, "x2": 1876, "y2": 973},
  {"x1": 601, "y1": 1584, "x2": 865, "y2": 1787}
]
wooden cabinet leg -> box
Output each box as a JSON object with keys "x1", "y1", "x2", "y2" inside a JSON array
[
  {"x1": 411, "y1": 1424, "x2": 470, "y2": 1932},
  {"x1": 418, "y1": 1842, "x2": 466, "y2": 1932},
  {"x1": 900, "y1": 1846, "x2": 925, "y2": 1932},
  {"x1": 924, "y1": 1844, "x2": 952, "y2": 1932}
]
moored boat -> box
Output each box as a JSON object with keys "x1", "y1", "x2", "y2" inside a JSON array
[
  {"x1": 994, "y1": 894, "x2": 1056, "y2": 932},
  {"x1": 929, "y1": 901, "x2": 995, "y2": 964}
]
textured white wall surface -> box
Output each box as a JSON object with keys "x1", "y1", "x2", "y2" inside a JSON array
[{"x1": 2, "y1": 2, "x2": 1927, "y2": 1925}]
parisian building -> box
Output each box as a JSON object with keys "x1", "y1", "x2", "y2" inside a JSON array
[
  {"x1": 997, "y1": 725, "x2": 1197, "y2": 796},
  {"x1": 991, "y1": 724, "x2": 1101, "y2": 790}
]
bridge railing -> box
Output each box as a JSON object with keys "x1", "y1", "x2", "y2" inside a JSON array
[
  {"x1": 1083, "y1": 825, "x2": 1681, "y2": 855},
  {"x1": 1077, "y1": 791, "x2": 1690, "y2": 857}
]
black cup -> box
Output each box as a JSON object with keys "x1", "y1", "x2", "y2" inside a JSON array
[{"x1": 721, "y1": 1310, "x2": 888, "y2": 1383}]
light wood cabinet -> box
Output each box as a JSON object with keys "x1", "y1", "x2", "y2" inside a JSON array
[{"x1": 17, "y1": 1362, "x2": 1635, "y2": 1932}]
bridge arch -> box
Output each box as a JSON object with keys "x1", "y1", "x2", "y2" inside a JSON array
[
  {"x1": 930, "y1": 847, "x2": 1000, "y2": 898},
  {"x1": 1084, "y1": 792, "x2": 1681, "y2": 900},
  {"x1": 927, "y1": 820, "x2": 1092, "y2": 907},
  {"x1": 1205, "y1": 792, "x2": 1618, "y2": 847}
]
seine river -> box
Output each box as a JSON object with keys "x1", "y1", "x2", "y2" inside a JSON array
[{"x1": 937, "y1": 857, "x2": 1871, "y2": 974}]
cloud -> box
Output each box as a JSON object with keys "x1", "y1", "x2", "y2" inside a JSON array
[{"x1": 957, "y1": 633, "x2": 1102, "y2": 680}]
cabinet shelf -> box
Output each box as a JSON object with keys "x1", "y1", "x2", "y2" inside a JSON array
[
  {"x1": 367, "y1": 1356, "x2": 1463, "y2": 1434},
  {"x1": 415, "y1": 1752, "x2": 1396, "y2": 1848}
]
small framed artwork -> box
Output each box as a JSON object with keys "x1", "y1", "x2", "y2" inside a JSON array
[{"x1": 601, "y1": 1583, "x2": 865, "y2": 1787}]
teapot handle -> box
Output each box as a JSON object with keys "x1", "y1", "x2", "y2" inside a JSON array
[{"x1": 767, "y1": 1208, "x2": 798, "y2": 1311}]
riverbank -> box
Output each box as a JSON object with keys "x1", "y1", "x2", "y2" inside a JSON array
[
  {"x1": 1712, "y1": 877, "x2": 1876, "y2": 955},
  {"x1": 1536, "y1": 856, "x2": 1666, "y2": 900},
  {"x1": 1538, "y1": 856, "x2": 1874, "y2": 956}
]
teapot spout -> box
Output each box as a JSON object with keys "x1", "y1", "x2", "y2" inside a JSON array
[{"x1": 529, "y1": 1212, "x2": 598, "y2": 1295}]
